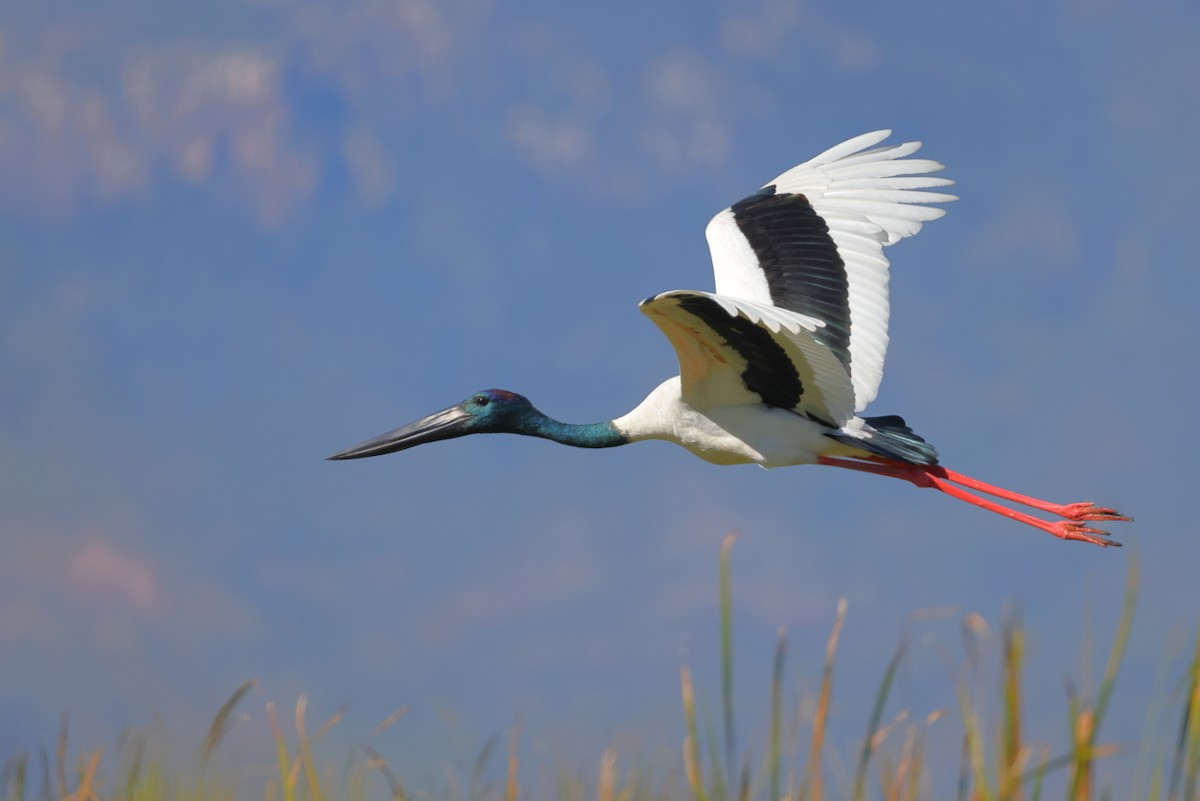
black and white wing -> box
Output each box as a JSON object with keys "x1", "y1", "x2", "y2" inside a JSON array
[
  {"x1": 639, "y1": 290, "x2": 856, "y2": 428},
  {"x1": 704, "y1": 130, "x2": 955, "y2": 412}
]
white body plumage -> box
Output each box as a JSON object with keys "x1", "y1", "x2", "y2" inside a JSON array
[{"x1": 614, "y1": 377, "x2": 850, "y2": 467}]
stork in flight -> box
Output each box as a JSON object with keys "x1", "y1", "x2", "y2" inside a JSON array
[{"x1": 329, "y1": 131, "x2": 1130, "y2": 547}]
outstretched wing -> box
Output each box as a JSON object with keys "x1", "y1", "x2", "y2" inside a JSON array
[
  {"x1": 704, "y1": 130, "x2": 955, "y2": 412},
  {"x1": 639, "y1": 290, "x2": 856, "y2": 428}
]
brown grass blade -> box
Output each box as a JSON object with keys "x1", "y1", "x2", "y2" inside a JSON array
[
  {"x1": 598, "y1": 749, "x2": 616, "y2": 801},
  {"x1": 506, "y1": 717, "x2": 521, "y2": 801},
  {"x1": 804, "y1": 598, "x2": 847, "y2": 801},
  {"x1": 312, "y1": 704, "x2": 347, "y2": 742},
  {"x1": 369, "y1": 707, "x2": 409, "y2": 739},
  {"x1": 1071, "y1": 709, "x2": 1095, "y2": 801},
  {"x1": 680, "y1": 665, "x2": 710, "y2": 801},
  {"x1": 683, "y1": 735, "x2": 707, "y2": 801},
  {"x1": 64, "y1": 749, "x2": 101, "y2": 801},
  {"x1": 905, "y1": 729, "x2": 925, "y2": 801}
]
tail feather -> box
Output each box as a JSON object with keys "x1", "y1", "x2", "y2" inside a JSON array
[{"x1": 825, "y1": 415, "x2": 939, "y2": 466}]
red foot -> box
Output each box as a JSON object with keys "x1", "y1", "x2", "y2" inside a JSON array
[
  {"x1": 1049, "y1": 520, "x2": 1121, "y2": 548},
  {"x1": 817, "y1": 456, "x2": 1130, "y2": 548},
  {"x1": 1058, "y1": 502, "x2": 1133, "y2": 523}
]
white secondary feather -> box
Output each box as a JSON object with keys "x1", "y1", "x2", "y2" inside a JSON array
[
  {"x1": 704, "y1": 130, "x2": 955, "y2": 413},
  {"x1": 639, "y1": 291, "x2": 856, "y2": 427}
]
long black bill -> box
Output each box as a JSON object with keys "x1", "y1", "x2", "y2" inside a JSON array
[{"x1": 327, "y1": 405, "x2": 473, "y2": 461}]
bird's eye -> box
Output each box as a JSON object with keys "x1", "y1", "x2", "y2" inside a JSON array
[{"x1": 474, "y1": 395, "x2": 490, "y2": 407}]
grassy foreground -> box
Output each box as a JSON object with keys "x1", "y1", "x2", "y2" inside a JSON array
[{"x1": 3, "y1": 542, "x2": 1199, "y2": 801}]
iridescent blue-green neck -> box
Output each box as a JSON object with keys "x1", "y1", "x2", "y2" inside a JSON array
[{"x1": 517, "y1": 413, "x2": 628, "y2": 449}]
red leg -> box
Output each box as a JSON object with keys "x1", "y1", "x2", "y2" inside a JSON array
[
  {"x1": 816, "y1": 456, "x2": 1127, "y2": 548},
  {"x1": 930, "y1": 465, "x2": 1131, "y2": 523}
]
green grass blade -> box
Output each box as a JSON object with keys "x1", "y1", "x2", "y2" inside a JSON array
[
  {"x1": 958, "y1": 674, "x2": 993, "y2": 801},
  {"x1": 203, "y1": 679, "x2": 257, "y2": 763},
  {"x1": 1029, "y1": 747, "x2": 1048, "y2": 801},
  {"x1": 1168, "y1": 625, "x2": 1200, "y2": 801},
  {"x1": 769, "y1": 628, "x2": 786, "y2": 801},
  {"x1": 1094, "y1": 554, "x2": 1138, "y2": 729},
  {"x1": 1070, "y1": 553, "x2": 1137, "y2": 801},
  {"x1": 1185, "y1": 627, "x2": 1200, "y2": 801},
  {"x1": 703, "y1": 707, "x2": 726, "y2": 801},
  {"x1": 122, "y1": 732, "x2": 146, "y2": 801},
  {"x1": 295, "y1": 696, "x2": 326, "y2": 801},
  {"x1": 470, "y1": 733, "x2": 499, "y2": 801},
  {"x1": 363, "y1": 746, "x2": 406, "y2": 801},
  {"x1": 1, "y1": 754, "x2": 28, "y2": 801},
  {"x1": 853, "y1": 643, "x2": 904, "y2": 801},
  {"x1": 37, "y1": 748, "x2": 51, "y2": 801},
  {"x1": 55, "y1": 714, "x2": 67, "y2": 801},
  {"x1": 266, "y1": 702, "x2": 295, "y2": 801},
  {"x1": 1000, "y1": 610, "x2": 1025, "y2": 801},
  {"x1": 720, "y1": 532, "x2": 737, "y2": 791},
  {"x1": 1148, "y1": 750, "x2": 1163, "y2": 801}
]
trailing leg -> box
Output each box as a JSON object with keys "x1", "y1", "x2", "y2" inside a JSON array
[{"x1": 816, "y1": 456, "x2": 1126, "y2": 548}]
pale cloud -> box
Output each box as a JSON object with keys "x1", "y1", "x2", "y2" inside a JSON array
[
  {"x1": 968, "y1": 197, "x2": 1081, "y2": 276},
  {"x1": 0, "y1": 34, "x2": 314, "y2": 223},
  {"x1": 720, "y1": 0, "x2": 803, "y2": 55},
  {"x1": 0, "y1": 529, "x2": 164, "y2": 650},
  {"x1": 505, "y1": 105, "x2": 596, "y2": 172},
  {"x1": 500, "y1": 54, "x2": 615, "y2": 181},
  {"x1": 720, "y1": 0, "x2": 878, "y2": 72},
  {"x1": 2, "y1": 0, "x2": 901, "y2": 222},
  {"x1": 292, "y1": 0, "x2": 480, "y2": 94},
  {"x1": 123, "y1": 44, "x2": 318, "y2": 225},
  {"x1": 0, "y1": 525, "x2": 260, "y2": 644},
  {"x1": 0, "y1": 0, "x2": 490, "y2": 224},
  {"x1": 67, "y1": 536, "x2": 165, "y2": 617},
  {"x1": 639, "y1": 51, "x2": 729, "y2": 175},
  {"x1": 343, "y1": 125, "x2": 396, "y2": 207}
]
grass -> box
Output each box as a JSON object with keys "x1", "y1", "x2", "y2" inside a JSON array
[{"x1": 3, "y1": 545, "x2": 1199, "y2": 801}]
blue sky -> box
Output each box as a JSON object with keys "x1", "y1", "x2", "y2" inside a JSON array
[{"x1": 2, "y1": 0, "x2": 1198, "y2": 794}]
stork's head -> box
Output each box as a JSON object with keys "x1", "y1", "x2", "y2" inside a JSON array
[{"x1": 326, "y1": 389, "x2": 538, "y2": 460}]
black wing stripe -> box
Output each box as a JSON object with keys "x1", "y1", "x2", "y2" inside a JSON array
[
  {"x1": 729, "y1": 186, "x2": 852, "y2": 369},
  {"x1": 674, "y1": 295, "x2": 803, "y2": 410}
]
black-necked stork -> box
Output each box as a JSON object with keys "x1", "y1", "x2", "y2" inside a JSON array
[{"x1": 330, "y1": 131, "x2": 1130, "y2": 547}]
